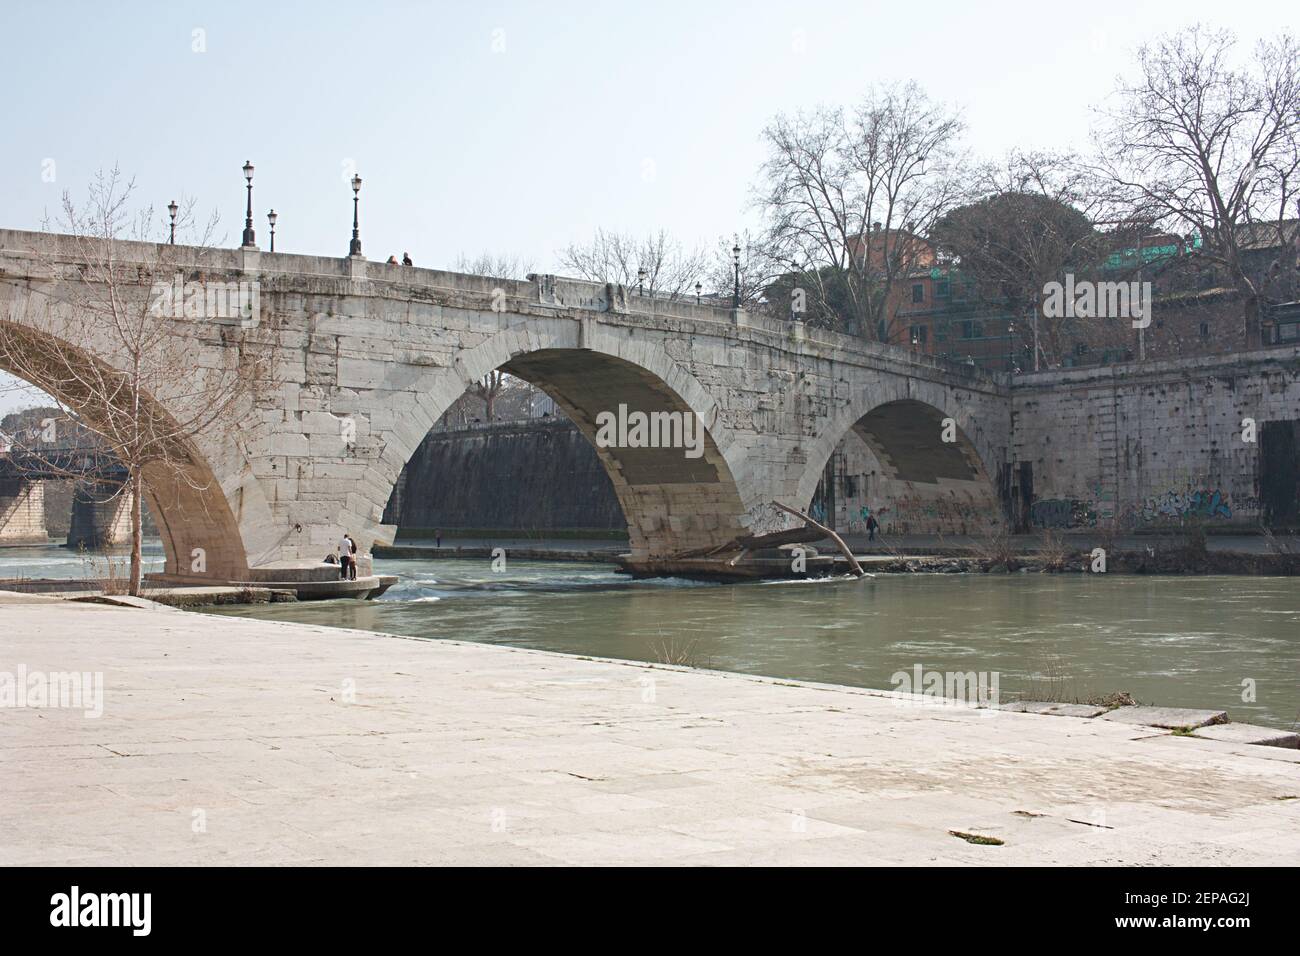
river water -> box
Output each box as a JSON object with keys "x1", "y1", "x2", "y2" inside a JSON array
[{"x1": 3, "y1": 543, "x2": 1297, "y2": 729}]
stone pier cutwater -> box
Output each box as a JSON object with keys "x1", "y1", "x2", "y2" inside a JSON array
[
  {"x1": 65, "y1": 480, "x2": 132, "y2": 551},
  {"x1": 0, "y1": 477, "x2": 48, "y2": 545}
]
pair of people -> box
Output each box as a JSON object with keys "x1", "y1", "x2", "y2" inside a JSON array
[
  {"x1": 384, "y1": 253, "x2": 414, "y2": 266},
  {"x1": 338, "y1": 532, "x2": 358, "y2": 580}
]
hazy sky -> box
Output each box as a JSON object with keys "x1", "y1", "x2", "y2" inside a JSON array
[{"x1": 0, "y1": 0, "x2": 1289, "y2": 412}]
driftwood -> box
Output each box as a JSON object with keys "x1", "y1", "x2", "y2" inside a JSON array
[
  {"x1": 664, "y1": 508, "x2": 863, "y2": 578},
  {"x1": 672, "y1": 524, "x2": 825, "y2": 561},
  {"x1": 771, "y1": 501, "x2": 866, "y2": 577},
  {"x1": 738, "y1": 526, "x2": 825, "y2": 549}
]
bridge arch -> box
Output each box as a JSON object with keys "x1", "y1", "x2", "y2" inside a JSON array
[
  {"x1": 0, "y1": 314, "x2": 271, "y2": 581},
  {"x1": 797, "y1": 380, "x2": 1004, "y2": 535},
  {"x1": 378, "y1": 321, "x2": 751, "y2": 560}
]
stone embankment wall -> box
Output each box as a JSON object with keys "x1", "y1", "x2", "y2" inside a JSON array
[
  {"x1": 1009, "y1": 349, "x2": 1300, "y2": 531},
  {"x1": 383, "y1": 418, "x2": 624, "y2": 533}
]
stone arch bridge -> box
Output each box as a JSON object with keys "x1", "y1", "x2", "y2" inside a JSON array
[{"x1": 0, "y1": 229, "x2": 1009, "y2": 586}]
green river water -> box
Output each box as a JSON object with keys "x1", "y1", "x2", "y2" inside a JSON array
[{"x1": 4, "y1": 543, "x2": 1297, "y2": 729}]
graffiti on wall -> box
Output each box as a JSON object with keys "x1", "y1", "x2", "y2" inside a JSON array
[
  {"x1": 881, "y1": 489, "x2": 999, "y2": 535},
  {"x1": 1029, "y1": 498, "x2": 1098, "y2": 529},
  {"x1": 1028, "y1": 487, "x2": 1240, "y2": 529},
  {"x1": 1133, "y1": 488, "x2": 1233, "y2": 523}
]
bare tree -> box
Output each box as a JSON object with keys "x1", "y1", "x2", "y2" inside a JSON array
[
  {"x1": 558, "y1": 228, "x2": 710, "y2": 299},
  {"x1": 453, "y1": 251, "x2": 534, "y2": 281},
  {"x1": 755, "y1": 82, "x2": 969, "y2": 341},
  {"x1": 0, "y1": 168, "x2": 274, "y2": 594},
  {"x1": 1092, "y1": 26, "x2": 1300, "y2": 346},
  {"x1": 468, "y1": 369, "x2": 509, "y2": 423},
  {"x1": 699, "y1": 230, "x2": 784, "y2": 311}
]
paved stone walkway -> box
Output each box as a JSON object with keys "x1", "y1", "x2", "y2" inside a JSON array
[{"x1": 1, "y1": 597, "x2": 1296, "y2": 865}]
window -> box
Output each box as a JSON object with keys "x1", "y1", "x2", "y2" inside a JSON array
[
  {"x1": 911, "y1": 283, "x2": 924, "y2": 303},
  {"x1": 934, "y1": 279, "x2": 951, "y2": 299},
  {"x1": 910, "y1": 324, "x2": 928, "y2": 345},
  {"x1": 961, "y1": 320, "x2": 984, "y2": 339},
  {"x1": 1199, "y1": 322, "x2": 1209, "y2": 339}
]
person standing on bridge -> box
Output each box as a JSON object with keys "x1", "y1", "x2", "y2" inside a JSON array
[
  {"x1": 402, "y1": 252, "x2": 413, "y2": 266},
  {"x1": 338, "y1": 532, "x2": 355, "y2": 581}
]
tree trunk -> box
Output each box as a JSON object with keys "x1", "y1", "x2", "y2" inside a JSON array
[{"x1": 129, "y1": 469, "x2": 143, "y2": 596}]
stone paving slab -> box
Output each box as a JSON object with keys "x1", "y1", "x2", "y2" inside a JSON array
[
  {"x1": 997, "y1": 701, "x2": 1109, "y2": 718},
  {"x1": 1099, "y1": 706, "x2": 1228, "y2": 730},
  {"x1": 0, "y1": 601, "x2": 1297, "y2": 866},
  {"x1": 1193, "y1": 723, "x2": 1300, "y2": 748}
]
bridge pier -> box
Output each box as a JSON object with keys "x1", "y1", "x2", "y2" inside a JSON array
[
  {"x1": 65, "y1": 481, "x2": 132, "y2": 550},
  {"x1": 0, "y1": 478, "x2": 50, "y2": 545}
]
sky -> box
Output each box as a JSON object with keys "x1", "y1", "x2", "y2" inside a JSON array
[{"x1": 0, "y1": 0, "x2": 1291, "y2": 412}]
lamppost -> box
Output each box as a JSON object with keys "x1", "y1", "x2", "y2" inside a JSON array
[
  {"x1": 267, "y1": 209, "x2": 278, "y2": 252},
  {"x1": 349, "y1": 174, "x2": 363, "y2": 256},
  {"x1": 637, "y1": 267, "x2": 647, "y2": 296},
  {"x1": 241, "y1": 161, "x2": 256, "y2": 248},
  {"x1": 167, "y1": 200, "x2": 178, "y2": 244},
  {"x1": 788, "y1": 258, "x2": 803, "y2": 322},
  {"x1": 731, "y1": 237, "x2": 741, "y2": 309},
  {"x1": 695, "y1": 281, "x2": 702, "y2": 305},
  {"x1": 1031, "y1": 302, "x2": 1040, "y2": 372}
]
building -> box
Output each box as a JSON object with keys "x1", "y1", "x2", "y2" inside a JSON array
[{"x1": 873, "y1": 219, "x2": 1300, "y2": 372}]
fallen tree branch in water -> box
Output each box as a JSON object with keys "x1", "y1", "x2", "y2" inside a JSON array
[{"x1": 771, "y1": 501, "x2": 866, "y2": 577}]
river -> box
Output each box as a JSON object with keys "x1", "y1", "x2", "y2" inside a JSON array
[{"x1": 3, "y1": 543, "x2": 1296, "y2": 729}]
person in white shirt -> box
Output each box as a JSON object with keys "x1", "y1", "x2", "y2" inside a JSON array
[{"x1": 338, "y1": 533, "x2": 355, "y2": 581}]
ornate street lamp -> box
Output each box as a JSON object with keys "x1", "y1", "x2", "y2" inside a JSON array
[
  {"x1": 731, "y1": 236, "x2": 741, "y2": 308},
  {"x1": 695, "y1": 281, "x2": 702, "y2": 304},
  {"x1": 789, "y1": 258, "x2": 803, "y2": 322},
  {"x1": 167, "y1": 200, "x2": 178, "y2": 244},
  {"x1": 637, "y1": 267, "x2": 647, "y2": 296},
  {"x1": 349, "y1": 174, "x2": 363, "y2": 256},
  {"x1": 267, "y1": 209, "x2": 278, "y2": 252},
  {"x1": 241, "y1": 161, "x2": 256, "y2": 247}
]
